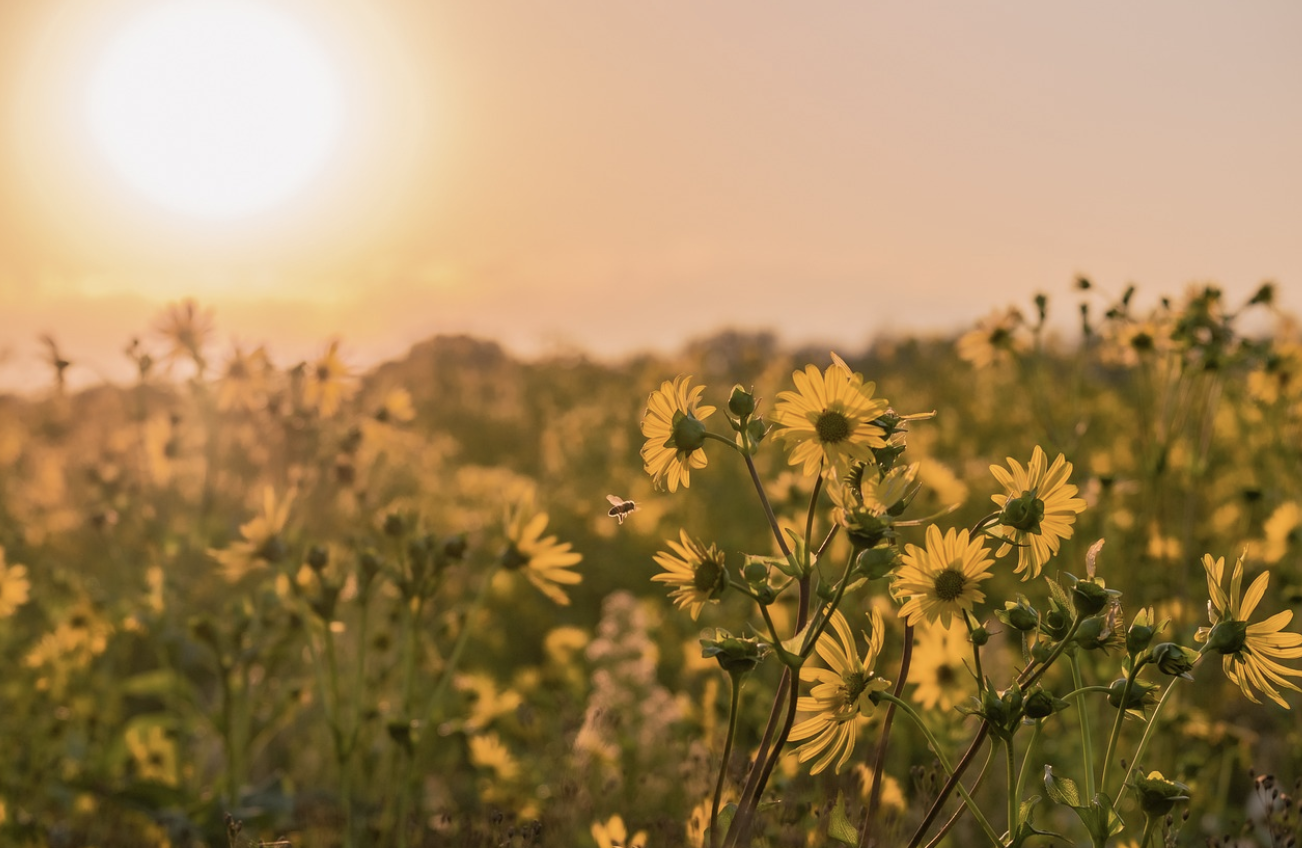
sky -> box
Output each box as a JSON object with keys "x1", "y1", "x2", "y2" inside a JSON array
[{"x1": 2, "y1": 0, "x2": 1301, "y2": 391}]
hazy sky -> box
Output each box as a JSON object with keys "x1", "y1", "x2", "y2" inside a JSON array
[{"x1": 3, "y1": 0, "x2": 1300, "y2": 390}]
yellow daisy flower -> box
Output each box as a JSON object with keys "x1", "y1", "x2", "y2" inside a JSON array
[
  {"x1": 125, "y1": 723, "x2": 178, "y2": 786},
  {"x1": 502, "y1": 504, "x2": 583, "y2": 606},
  {"x1": 208, "y1": 486, "x2": 293, "y2": 582},
  {"x1": 989, "y1": 446, "x2": 1087, "y2": 580},
  {"x1": 591, "y1": 814, "x2": 648, "y2": 848},
  {"x1": 789, "y1": 608, "x2": 890, "y2": 775},
  {"x1": 640, "y1": 376, "x2": 716, "y2": 492},
  {"x1": 650, "y1": 530, "x2": 728, "y2": 620},
  {"x1": 956, "y1": 306, "x2": 1027, "y2": 368},
  {"x1": 153, "y1": 298, "x2": 215, "y2": 372},
  {"x1": 894, "y1": 525, "x2": 994, "y2": 629},
  {"x1": 215, "y1": 344, "x2": 272, "y2": 412},
  {"x1": 1195, "y1": 553, "x2": 1302, "y2": 708},
  {"x1": 910, "y1": 623, "x2": 970, "y2": 712},
  {"x1": 467, "y1": 731, "x2": 520, "y2": 781},
  {"x1": 303, "y1": 339, "x2": 356, "y2": 418},
  {"x1": 771, "y1": 354, "x2": 890, "y2": 478},
  {"x1": 0, "y1": 547, "x2": 30, "y2": 618}
]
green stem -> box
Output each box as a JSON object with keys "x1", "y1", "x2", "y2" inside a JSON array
[
  {"x1": 1005, "y1": 737, "x2": 1018, "y2": 842},
  {"x1": 858, "y1": 624, "x2": 914, "y2": 848},
  {"x1": 1099, "y1": 662, "x2": 1145, "y2": 800},
  {"x1": 1014, "y1": 719, "x2": 1043, "y2": 819},
  {"x1": 876, "y1": 693, "x2": 1004, "y2": 848},
  {"x1": 711, "y1": 674, "x2": 744, "y2": 848},
  {"x1": 1069, "y1": 653, "x2": 1095, "y2": 803},
  {"x1": 1115, "y1": 677, "x2": 1184, "y2": 807},
  {"x1": 424, "y1": 562, "x2": 501, "y2": 721},
  {"x1": 742, "y1": 451, "x2": 792, "y2": 559},
  {"x1": 324, "y1": 624, "x2": 355, "y2": 848}
]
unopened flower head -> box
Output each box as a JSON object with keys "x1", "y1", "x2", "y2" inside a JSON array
[
  {"x1": 789, "y1": 609, "x2": 891, "y2": 774},
  {"x1": 894, "y1": 525, "x2": 995, "y2": 629},
  {"x1": 771, "y1": 354, "x2": 890, "y2": 478},
  {"x1": 990, "y1": 446, "x2": 1087, "y2": 580},
  {"x1": 640, "y1": 376, "x2": 716, "y2": 492},
  {"x1": 1195, "y1": 552, "x2": 1302, "y2": 708},
  {"x1": 652, "y1": 530, "x2": 728, "y2": 620}
]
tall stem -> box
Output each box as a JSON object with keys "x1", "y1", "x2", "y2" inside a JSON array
[
  {"x1": 1069, "y1": 653, "x2": 1095, "y2": 803},
  {"x1": 1115, "y1": 677, "x2": 1183, "y2": 808},
  {"x1": 711, "y1": 674, "x2": 744, "y2": 848},
  {"x1": 859, "y1": 624, "x2": 914, "y2": 848}
]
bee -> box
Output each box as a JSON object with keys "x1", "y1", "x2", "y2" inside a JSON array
[{"x1": 606, "y1": 494, "x2": 638, "y2": 524}]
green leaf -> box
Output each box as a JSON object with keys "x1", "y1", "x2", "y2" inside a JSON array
[
  {"x1": 828, "y1": 791, "x2": 859, "y2": 845},
  {"x1": 1043, "y1": 765, "x2": 1082, "y2": 808}
]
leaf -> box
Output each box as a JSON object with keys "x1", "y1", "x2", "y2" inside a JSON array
[
  {"x1": 1043, "y1": 765, "x2": 1082, "y2": 808},
  {"x1": 121, "y1": 669, "x2": 186, "y2": 698},
  {"x1": 828, "y1": 791, "x2": 858, "y2": 845}
]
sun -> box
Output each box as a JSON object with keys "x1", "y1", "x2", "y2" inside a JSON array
[{"x1": 85, "y1": 0, "x2": 344, "y2": 221}]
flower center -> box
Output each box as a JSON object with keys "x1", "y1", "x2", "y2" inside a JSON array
[
  {"x1": 500, "y1": 543, "x2": 530, "y2": 571},
  {"x1": 693, "y1": 556, "x2": 725, "y2": 594},
  {"x1": 842, "y1": 670, "x2": 870, "y2": 704},
  {"x1": 815, "y1": 409, "x2": 852, "y2": 444},
  {"x1": 933, "y1": 567, "x2": 967, "y2": 602}
]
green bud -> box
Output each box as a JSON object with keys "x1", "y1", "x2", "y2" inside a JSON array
[
  {"x1": 854, "y1": 546, "x2": 899, "y2": 581},
  {"x1": 383, "y1": 513, "x2": 407, "y2": 538},
  {"x1": 969, "y1": 625, "x2": 991, "y2": 647},
  {"x1": 1106, "y1": 677, "x2": 1160, "y2": 712},
  {"x1": 669, "y1": 410, "x2": 708, "y2": 452},
  {"x1": 387, "y1": 719, "x2": 421, "y2": 751},
  {"x1": 700, "y1": 628, "x2": 771, "y2": 677},
  {"x1": 1131, "y1": 770, "x2": 1191, "y2": 817},
  {"x1": 743, "y1": 562, "x2": 768, "y2": 583},
  {"x1": 1071, "y1": 579, "x2": 1114, "y2": 617},
  {"x1": 256, "y1": 535, "x2": 288, "y2": 565},
  {"x1": 1202, "y1": 619, "x2": 1249, "y2": 656},
  {"x1": 1150, "y1": 642, "x2": 1198, "y2": 680},
  {"x1": 1023, "y1": 686, "x2": 1068, "y2": 720},
  {"x1": 999, "y1": 491, "x2": 1045, "y2": 534},
  {"x1": 728, "y1": 385, "x2": 756, "y2": 419},
  {"x1": 1031, "y1": 640, "x2": 1053, "y2": 664},
  {"x1": 1126, "y1": 610, "x2": 1159, "y2": 656},
  {"x1": 442, "y1": 534, "x2": 468, "y2": 561},
  {"x1": 998, "y1": 597, "x2": 1040, "y2": 632}
]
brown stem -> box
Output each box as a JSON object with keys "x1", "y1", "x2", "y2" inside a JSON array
[{"x1": 859, "y1": 623, "x2": 914, "y2": 848}]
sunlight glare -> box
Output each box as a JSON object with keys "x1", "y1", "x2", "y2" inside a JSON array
[{"x1": 85, "y1": 0, "x2": 344, "y2": 220}]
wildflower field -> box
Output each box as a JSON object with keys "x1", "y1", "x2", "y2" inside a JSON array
[{"x1": 2, "y1": 282, "x2": 1301, "y2": 848}]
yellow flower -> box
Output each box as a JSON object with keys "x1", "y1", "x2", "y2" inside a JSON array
[
  {"x1": 651, "y1": 530, "x2": 728, "y2": 620},
  {"x1": 910, "y1": 623, "x2": 970, "y2": 712},
  {"x1": 467, "y1": 731, "x2": 520, "y2": 781},
  {"x1": 215, "y1": 344, "x2": 272, "y2": 412},
  {"x1": 0, "y1": 547, "x2": 31, "y2": 618},
  {"x1": 126, "y1": 723, "x2": 178, "y2": 786},
  {"x1": 153, "y1": 298, "x2": 215, "y2": 372},
  {"x1": 771, "y1": 354, "x2": 890, "y2": 478},
  {"x1": 1261, "y1": 501, "x2": 1301, "y2": 564},
  {"x1": 208, "y1": 487, "x2": 293, "y2": 582},
  {"x1": 1195, "y1": 553, "x2": 1302, "y2": 708},
  {"x1": 502, "y1": 504, "x2": 583, "y2": 606},
  {"x1": 989, "y1": 446, "x2": 1087, "y2": 580},
  {"x1": 956, "y1": 307, "x2": 1026, "y2": 368},
  {"x1": 303, "y1": 340, "x2": 356, "y2": 418},
  {"x1": 640, "y1": 376, "x2": 716, "y2": 492},
  {"x1": 375, "y1": 388, "x2": 417, "y2": 424},
  {"x1": 591, "y1": 814, "x2": 648, "y2": 848},
  {"x1": 894, "y1": 525, "x2": 994, "y2": 629},
  {"x1": 790, "y1": 608, "x2": 890, "y2": 775}
]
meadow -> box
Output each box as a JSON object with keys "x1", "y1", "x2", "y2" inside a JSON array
[{"x1": 1, "y1": 281, "x2": 1300, "y2": 848}]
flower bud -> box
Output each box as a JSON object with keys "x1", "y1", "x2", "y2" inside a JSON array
[
  {"x1": 383, "y1": 513, "x2": 407, "y2": 537},
  {"x1": 1132, "y1": 770, "x2": 1190, "y2": 817},
  {"x1": 743, "y1": 562, "x2": 768, "y2": 583},
  {"x1": 1024, "y1": 686, "x2": 1068, "y2": 719},
  {"x1": 1126, "y1": 608, "x2": 1160, "y2": 656},
  {"x1": 1106, "y1": 677, "x2": 1160, "y2": 712},
  {"x1": 969, "y1": 624, "x2": 991, "y2": 647},
  {"x1": 700, "y1": 628, "x2": 771, "y2": 677},
  {"x1": 670, "y1": 410, "x2": 708, "y2": 452},
  {"x1": 998, "y1": 597, "x2": 1040, "y2": 632},
  {"x1": 854, "y1": 546, "x2": 898, "y2": 581},
  {"x1": 999, "y1": 491, "x2": 1045, "y2": 534},
  {"x1": 1071, "y1": 578, "x2": 1115, "y2": 618},
  {"x1": 306, "y1": 545, "x2": 329, "y2": 571},
  {"x1": 1201, "y1": 619, "x2": 1248, "y2": 656},
  {"x1": 1150, "y1": 642, "x2": 1198, "y2": 680},
  {"x1": 728, "y1": 385, "x2": 757, "y2": 419}
]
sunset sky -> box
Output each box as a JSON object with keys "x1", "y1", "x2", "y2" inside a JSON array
[{"x1": 2, "y1": 0, "x2": 1300, "y2": 391}]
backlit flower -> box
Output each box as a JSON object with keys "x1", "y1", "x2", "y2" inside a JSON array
[
  {"x1": 303, "y1": 340, "x2": 356, "y2": 418},
  {"x1": 591, "y1": 814, "x2": 648, "y2": 848},
  {"x1": 208, "y1": 487, "x2": 293, "y2": 582},
  {"x1": 956, "y1": 307, "x2": 1026, "y2": 368},
  {"x1": 1195, "y1": 553, "x2": 1302, "y2": 708},
  {"x1": 910, "y1": 623, "x2": 970, "y2": 712},
  {"x1": 894, "y1": 525, "x2": 994, "y2": 629},
  {"x1": 502, "y1": 504, "x2": 583, "y2": 606},
  {"x1": 215, "y1": 344, "x2": 272, "y2": 412},
  {"x1": 989, "y1": 446, "x2": 1087, "y2": 580},
  {"x1": 789, "y1": 608, "x2": 890, "y2": 774},
  {"x1": 651, "y1": 530, "x2": 727, "y2": 619},
  {"x1": 0, "y1": 547, "x2": 30, "y2": 618},
  {"x1": 153, "y1": 298, "x2": 215, "y2": 373},
  {"x1": 771, "y1": 354, "x2": 890, "y2": 478},
  {"x1": 640, "y1": 376, "x2": 716, "y2": 492}
]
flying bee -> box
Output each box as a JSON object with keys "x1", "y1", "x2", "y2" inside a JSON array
[{"x1": 606, "y1": 494, "x2": 638, "y2": 524}]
